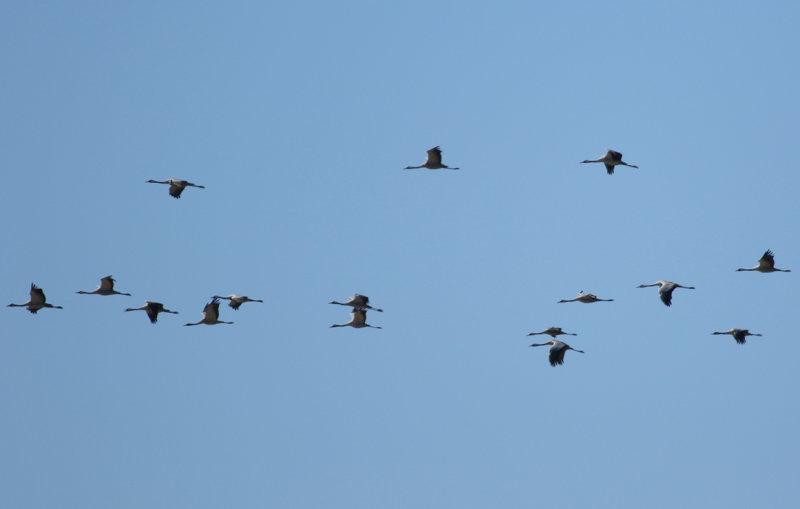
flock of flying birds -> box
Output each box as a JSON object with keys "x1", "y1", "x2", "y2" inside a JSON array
[
  {"x1": 7, "y1": 275, "x2": 265, "y2": 326},
  {"x1": 526, "y1": 248, "x2": 789, "y2": 366},
  {"x1": 8, "y1": 147, "x2": 792, "y2": 366},
  {"x1": 402, "y1": 148, "x2": 790, "y2": 366}
]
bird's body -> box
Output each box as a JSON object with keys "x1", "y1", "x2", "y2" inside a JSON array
[
  {"x1": 125, "y1": 301, "x2": 178, "y2": 324},
  {"x1": 329, "y1": 293, "x2": 383, "y2": 312},
  {"x1": 147, "y1": 178, "x2": 205, "y2": 199},
  {"x1": 404, "y1": 146, "x2": 459, "y2": 170},
  {"x1": 712, "y1": 328, "x2": 762, "y2": 345},
  {"x1": 636, "y1": 280, "x2": 695, "y2": 307},
  {"x1": 330, "y1": 308, "x2": 381, "y2": 329},
  {"x1": 581, "y1": 149, "x2": 638, "y2": 175},
  {"x1": 77, "y1": 276, "x2": 131, "y2": 296},
  {"x1": 527, "y1": 326, "x2": 577, "y2": 339},
  {"x1": 8, "y1": 283, "x2": 63, "y2": 314},
  {"x1": 184, "y1": 298, "x2": 233, "y2": 326},
  {"x1": 211, "y1": 294, "x2": 264, "y2": 310},
  {"x1": 558, "y1": 291, "x2": 613, "y2": 304},
  {"x1": 529, "y1": 339, "x2": 585, "y2": 366},
  {"x1": 737, "y1": 250, "x2": 791, "y2": 273}
]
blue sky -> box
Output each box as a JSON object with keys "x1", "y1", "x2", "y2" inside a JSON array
[{"x1": 1, "y1": 1, "x2": 799, "y2": 508}]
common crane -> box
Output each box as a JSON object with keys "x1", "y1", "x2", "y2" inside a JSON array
[
  {"x1": 636, "y1": 280, "x2": 695, "y2": 307},
  {"x1": 529, "y1": 340, "x2": 585, "y2": 366},
  {"x1": 7, "y1": 283, "x2": 63, "y2": 313},
  {"x1": 581, "y1": 149, "x2": 638, "y2": 175},
  {"x1": 211, "y1": 294, "x2": 264, "y2": 310},
  {"x1": 329, "y1": 293, "x2": 383, "y2": 312},
  {"x1": 330, "y1": 308, "x2": 382, "y2": 329},
  {"x1": 184, "y1": 298, "x2": 233, "y2": 326},
  {"x1": 404, "y1": 146, "x2": 459, "y2": 170},
  {"x1": 77, "y1": 276, "x2": 131, "y2": 296},
  {"x1": 125, "y1": 301, "x2": 179, "y2": 324},
  {"x1": 557, "y1": 291, "x2": 613, "y2": 304},
  {"x1": 146, "y1": 178, "x2": 205, "y2": 199},
  {"x1": 712, "y1": 328, "x2": 762, "y2": 345},
  {"x1": 736, "y1": 250, "x2": 791, "y2": 273},
  {"x1": 527, "y1": 327, "x2": 577, "y2": 338}
]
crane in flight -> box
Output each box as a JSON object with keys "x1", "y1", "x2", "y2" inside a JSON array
[
  {"x1": 557, "y1": 291, "x2": 613, "y2": 304},
  {"x1": 184, "y1": 298, "x2": 233, "y2": 326},
  {"x1": 125, "y1": 301, "x2": 179, "y2": 324},
  {"x1": 329, "y1": 293, "x2": 383, "y2": 312},
  {"x1": 76, "y1": 276, "x2": 131, "y2": 296},
  {"x1": 636, "y1": 280, "x2": 695, "y2": 307},
  {"x1": 529, "y1": 340, "x2": 585, "y2": 366},
  {"x1": 581, "y1": 149, "x2": 638, "y2": 175},
  {"x1": 711, "y1": 328, "x2": 762, "y2": 345},
  {"x1": 330, "y1": 308, "x2": 382, "y2": 329},
  {"x1": 212, "y1": 294, "x2": 264, "y2": 310},
  {"x1": 147, "y1": 178, "x2": 205, "y2": 199},
  {"x1": 8, "y1": 283, "x2": 63, "y2": 314},
  {"x1": 527, "y1": 327, "x2": 577, "y2": 338},
  {"x1": 404, "y1": 146, "x2": 459, "y2": 170},
  {"x1": 736, "y1": 250, "x2": 791, "y2": 273}
]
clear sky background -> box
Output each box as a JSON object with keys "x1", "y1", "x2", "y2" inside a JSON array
[{"x1": 1, "y1": 1, "x2": 798, "y2": 508}]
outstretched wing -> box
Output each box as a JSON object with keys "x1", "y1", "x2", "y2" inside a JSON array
[
  {"x1": 146, "y1": 307, "x2": 159, "y2": 323},
  {"x1": 100, "y1": 276, "x2": 115, "y2": 292},
  {"x1": 352, "y1": 308, "x2": 367, "y2": 326},
  {"x1": 548, "y1": 342, "x2": 567, "y2": 366},
  {"x1": 758, "y1": 250, "x2": 776, "y2": 270},
  {"x1": 204, "y1": 298, "x2": 221, "y2": 321},
  {"x1": 146, "y1": 301, "x2": 164, "y2": 323},
  {"x1": 30, "y1": 283, "x2": 46, "y2": 305},
  {"x1": 169, "y1": 183, "x2": 185, "y2": 198},
  {"x1": 659, "y1": 288, "x2": 673, "y2": 306},
  {"x1": 426, "y1": 146, "x2": 443, "y2": 166}
]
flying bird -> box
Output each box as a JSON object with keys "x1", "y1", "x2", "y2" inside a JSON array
[
  {"x1": 76, "y1": 276, "x2": 131, "y2": 296},
  {"x1": 330, "y1": 308, "x2": 382, "y2": 329},
  {"x1": 146, "y1": 178, "x2": 205, "y2": 199},
  {"x1": 329, "y1": 293, "x2": 383, "y2": 312},
  {"x1": 736, "y1": 250, "x2": 791, "y2": 273},
  {"x1": 7, "y1": 283, "x2": 63, "y2": 314},
  {"x1": 557, "y1": 291, "x2": 614, "y2": 304},
  {"x1": 125, "y1": 301, "x2": 179, "y2": 324},
  {"x1": 404, "y1": 146, "x2": 459, "y2": 170},
  {"x1": 527, "y1": 327, "x2": 577, "y2": 338},
  {"x1": 211, "y1": 294, "x2": 264, "y2": 310},
  {"x1": 184, "y1": 298, "x2": 233, "y2": 326},
  {"x1": 581, "y1": 149, "x2": 638, "y2": 175},
  {"x1": 529, "y1": 340, "x2": 585, "y2": 366},
  {"x1": 711, "y1": 328, "x2": 762, "y2": 345},
  {"x1": 636, "y1": 280, "x2": 695, "y2": 307}
]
